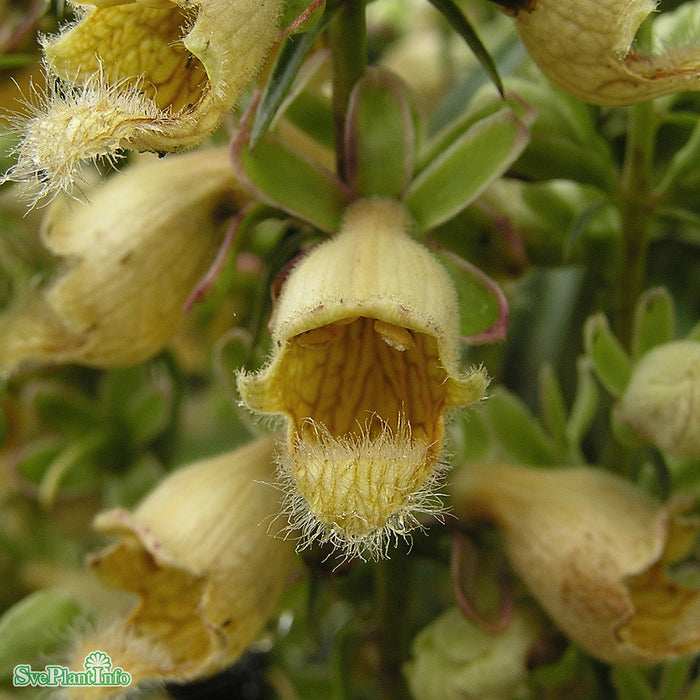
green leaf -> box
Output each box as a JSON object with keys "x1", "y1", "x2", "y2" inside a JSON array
[
  {"x1": 631, "y1": 287, "x2": 675, "y2": 359},
  {"x1": 232, "y1": 129, "x2": 352, "y2": 233},
  {"x1": 434, "y1": 246, "x2": 508, "y2": 342},
  {"x1": 123, "y1": 387, "x2": 170, "y2": 446},
  {"x1": 657, "y1": 657, "x2": 694, "y2": 700},
  {"x1": 426, "y1": 0, "x2": 504, "y2": 97},
  {"x1": 610, "y1": 666, "x2": 654, "y2": 700},
  {"x1": 0, "y1": 589, "x2": 89, "y2": 683},
  {"x1": 251, "y1": 11, "x2": 333, "y2": 147},
  {"x1": 538, "y1": 364, "x2": 569, "y2": 451},
  {"x1": 344, "y1": 68, "x2": 417, "y2": 199},
  {"x1": 566, "y1": 356, "x2": 599, "y2": 451},
  {"x1": 583, "y1": 313, "x2": 632, "y2": 398},
  {"x1": 405, "y1": 108, "x2": 529, "y2": 233},
  {"x1": 484, "y1": 387, "x2": 559, "y2": 465},
  {"x1": 37, "y1": 431, "x2": 110, "y2": 506},
  {"x1": 33, "y1": 385, "x2": 100, "y2": 438},
  {"x1": 504, "y1": 77, "x2": 617, "y2": 192}
]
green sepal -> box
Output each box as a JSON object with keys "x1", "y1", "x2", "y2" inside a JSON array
[
  {"x1": 583, "y1": 313, "x2": 632, "y2": 398},
  {"x1": 416, "y1": 93, "x2": 533, "y2": 175},
  {"x1": 631, "y1": 287, "x2": 675, "y2": 359},
  {"x1": 484, "y1": 387, "x2": 560, "y2": 465},
  {"x1": 233, "y1": 125, "x2": 352, "y2": 233},
  {"x1": 405, "y1": 108, "x2": 529, "y2": 233},
  {"x1": 433, "y1": 245, "x2": 508, "y2": 343},
  {"x1": 280, "y1": 0, "x2": 326, "y2": 36},
  {"x1": 344, "y1": 68, "x2": 417, "y2": 199},
  {"x1": 0, "y1": 589, "x2": 90, "y2": 683}
]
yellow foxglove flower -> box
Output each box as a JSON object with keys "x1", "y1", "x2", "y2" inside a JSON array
[
  {"x1": 67, "y1": 434, "x2": 294, "y2": 695},
  {"x1": 507, "y1": 0, "x2": 700, "y2": 105},
  {"x1": 0, "y1": 147, "x2": 250, "y2": 375},
  {"x1": 238, "y1": 198, "x2": 489, "y2": 560},
  {"x1": 4, "y1": 0, "x2": 283, "y2": 203},
  {"x1": 616, "y1": 340, "x2": 700, "y2": 459},
  {"x1": 451, "y1": 462, "x2": 700, "y2": 664}
]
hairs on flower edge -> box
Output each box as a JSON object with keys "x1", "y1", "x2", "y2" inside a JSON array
[{"x1": 273, "y1": 416, "x2": 449, "y2": 564}]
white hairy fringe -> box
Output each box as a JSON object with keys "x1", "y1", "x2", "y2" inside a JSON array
[
  {"x1": 273, "y1": 417, "x2": 449, "y2": 563},
  {"x1": 1, "y1": 63, "x2": 165, "y2": 208}
]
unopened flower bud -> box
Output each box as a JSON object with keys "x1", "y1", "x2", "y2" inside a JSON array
[
  {"x1": 405, "y1": 605, "x2": 545, "y2": 700},
  {"x1": 238, "y1": 198, "x2": 488, "y2": 560},
  {"x1": 0, "y1": 147, "x2": 250, "y2": 375},
  {"x1": 451, "y1": 462, "x2": 700, "y2": 664},
  {"x1": 616, "y1": 340, "x2": 700, "y2": 459},
  {"x1": 67, "y1": 434, "x2": 293, "y2": 693},
  {"x1": 505, "y1": 0, "x2": 700, "y2": 105}
]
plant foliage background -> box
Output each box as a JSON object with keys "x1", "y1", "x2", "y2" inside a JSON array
[{"x1": 0, "y1": 0, "x2": 699, "y2": 698}]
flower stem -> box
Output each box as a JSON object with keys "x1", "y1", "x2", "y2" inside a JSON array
[
  {"x1": 614, "y1": 20, "x2": 657, "y2": 345},
  {"x1": 328, "y1": 0, "x2": 367, "y2": 181},
  {"x1": 375, "y1": 555, "x2": 411, "y2": 700}
]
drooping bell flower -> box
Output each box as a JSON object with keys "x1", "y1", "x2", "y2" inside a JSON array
[
  {"x1": 238, "y1": 197, "x2": 488, "y2": 560},
  {"x1": 451, "y1": 461, "x2": 700, "y2": 664}
]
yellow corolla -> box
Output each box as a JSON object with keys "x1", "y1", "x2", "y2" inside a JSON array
[
  {"x1": 238, "y1": 197, "x2": 489, "y2": 560},
  {"x1": 71, "y1": 435, "x2": 294, "y2": 692},
  {"x1": 506, "y1": 0, "x2": 700, "y2": 105},
  {"x1": 6, "y1": 0, "x2": 283, "y2": 202},
  {"x1": 452, "y1": 461, "x2": 700, "y2": 664}
]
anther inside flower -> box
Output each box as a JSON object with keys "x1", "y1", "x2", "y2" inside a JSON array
[{"x1": 238, "y1": 198, "x2": 489, "y2": 560}]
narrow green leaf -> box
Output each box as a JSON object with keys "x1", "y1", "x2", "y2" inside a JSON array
[
  {"x1": 344, "y1": 68, "x2": 417, "y2": 198},
  {"x1": 583, "y1": 313, "x2": 632, "y2": 397},
  {"x1": 405, "y1": 109, "x2": 529, "y2": 233},
  {"x1": 631, "y1": 287, "x2": 675, "y2": 359},
  {"x1": 657, "y1": 657, "x2": 693, "y2": 700},
  {"x1": 610, "y1": 666, "x2": 654, "y2": 700},
  {"x1": 538, "y1": 363, "x2": 569, "y2": 451},
  {"x1": 33, "y1": 385, "x2": 100, "y2": 438},
  {"x1": 251, "y1": 7, "x2": 335, "y2": 148},
  {"x1": 566, "y1": 356, "x2": 599, "y2": 450},
  {"x1": 485, "y1": 387, "x2": 559, "y2": 465},
  {"x1": 233, "y1": 130, "x2": 352, "y2": 233},
  {"x1": 427, "y1": 0, "x2": 504, "y2": 96}
]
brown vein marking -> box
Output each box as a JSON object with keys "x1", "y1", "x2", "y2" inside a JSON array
[
  {"x1": 281, "y1": 317, "x2": 448, "y2": 443},
  {"x1": 57, "y1": 4, "x2": 207, "y2": 112}
]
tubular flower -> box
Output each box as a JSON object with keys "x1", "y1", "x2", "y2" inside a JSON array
[
  {"x1": 4, "y1": 0, "x2": 283, "y2": 203},
  {"x1": 0, "y1": 147, "x2": 250, "y2": 375},
  {"x1": 237, "y1": 198, "x2": 489, "y2": 561},
  {"x1": 451, "y1": 462, "x2": 700, "y2": 665},
  {"x1": 615, "y1": 340, "x2": 700, "y2": 460},
  {"x1": 67, "y1": 435, "x2": 294, "y2": 695},
  {"x1": 503, "y1": 0, "x2": 700, "y2": 105}
]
